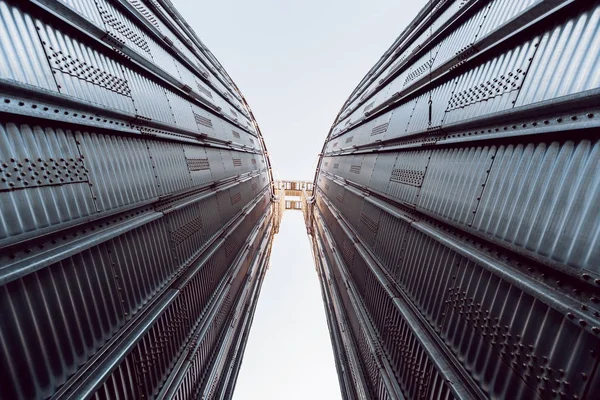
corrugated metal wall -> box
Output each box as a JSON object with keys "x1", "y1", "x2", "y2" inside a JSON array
[
  {"x1": 312, "y1": 0, "x2": 600, "y2": 399},
  {"x1": 0, "y1": 0, "x2": 275, "y2": 399}
]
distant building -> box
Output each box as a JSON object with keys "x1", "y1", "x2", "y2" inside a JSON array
[
  {"x1": 0, "y1": 0, "x2": 276, "y2": 398},
  {"x1": 310, "y1": 1, "x2": 600, "y2": 399}
]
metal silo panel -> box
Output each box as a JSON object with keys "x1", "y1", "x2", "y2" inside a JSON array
[
  {"x1": 0, "y1": 123, "x2": 95, "y2": 245},
  {"x1": 173, "y1": 59, "x2": 206, "y2": 96},
  {"x1": 367, "y1": 152, "x2": 397, "y2": 193},
  {"x1": 220, "y1": 149, "x2": 238, "y2": 178},
  {"x1": 324, "y1": 137, "x2": 337, "y2": 153},
  {"x1": 443, "y1": 38, "x2": 538, "y2": 125},
  {"x1": 0, "y1": 0, "x2": 274, "y2": 399},
  {"x1": 354, "y1": 153, "x2": 376, "y2": 187},
  {"x1": 94, "y1": 0, "x2": 156, "y2": 62},
  {"x1": 148, "y1": 139, "x2": 191, "y2": 195},
  {"x1": 336, "y1": 154, "x2": 356, "y2": 180},
  {"x1": 350, "y1": 118, "x2": 379, "y2": 148},
  {"x1": 205, "y1": 147, "x2": 226, "y2": 181},
  {"x1": 417, "y1": 145, "x2": 496, "y2": 225},
  {"x1": 321, "y1": 156, "x2": 331, "y2": 174},
  {"x1": 431, "y1": 2, "x2": 491, "y2": 71},
  {"x1": 145, "y1": 32, "x2": 180, "y2": 75},
  {"x1": 108, "y1": 217, "x2": 175, "y2": 318},
  {"x1": 59, "y1": 0, "x2": 105, "y2": 27},
  {"x1": 381, "y1": 98, "x2": 417, "y2": 141},
  {"x1": 0, "y1": 243, "x2": 121, "y2": 400},
  {"x1": 371, "y1": 211, "x2": 410, "y2": 279},
  {"x1": 473, "y1": 140, "x2": 600, "y2": 271},
  {"x1": 76, "y1": 130, "x2": 158, "y2": 212},
  {"x1": 314, "y1": 0, "x2": 600, "y2": 398},
  {"x1": 357, "y1": 200, "x2": 381, "y2": 249},
  {"x1": 478, "y1": 0, "x2": 539, "y2": 39},
  {"x1": 164, "y1": 89, "x2": 197, "y2": 131},
  {"x1": 367, "y1": 110, "x2": 392, "y2": 140},
  {"x1": 330, "y1": 116, "x2": 347, "y2": 137},
  {"x1": 397, "y1": 226, "x2": 600, "y2": 399},
  {"x1": 221, "y1": 120, "x2": 245, "y2": 146},
  {"x1": 190, "y1": 103, "x2": 218, "y2": 137},
  {"x1": 380, "y1": 65, "x2": 410, "y2": 97},
  {"x1": 386, "y1": 149, "x2": 431, "y2": 205},
  {"x1": 0, "y1": 2, "x2": 58, "y2": 91},
  {"x1": 146, "y1": 2, "x2": 195, "y2": 64},
  {"x1": 428, "y1": 0, "x2": 466, "y2": 34},
  {"x1": 406, "y1": 78, "x2": 456, "y2": 134},
  {"x1": 126, "y1": 68, "x2": 174, "y2": 123},
  {"x1": 215, "y1": 189, "x2": 233, "y2": 224},
  {"x1": 241, "y1": 152, "x2": 254, "y2": 175},
  {"x1": 339, "y1": 186, "x2": 363, "y2": 230},
  {"x1": 342, "y1": 103, "x2": 369, "y2": 133},
  {"x1": 228, "y1": 183, "x2": 245, "y2": 218},
  {"x1": 36, "y1": 21, "x2": 136, "y2": 114},
  {"x1": 400, "y1": 43, "x2": 441, "y2": 90},
  {"x1": 183, "y1": 144, "x2": 213, "y2": 187},
  {"x1": 198, "y1": 193, "x2": 222, "y2": 240},
  {"x1": 364, "y1": 85, "x2": 394, "y2": 119},
  {"x1": 516, "y1": 4, "x2": 600, "y2": 106},
  {"x1": 125, "y1": 0, "x2": 168, "y2": 34}
]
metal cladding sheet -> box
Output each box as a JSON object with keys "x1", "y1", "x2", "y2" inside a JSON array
[
  {"x1": 312, "y1": 0, "x2": 600, "y2": 399},
  {"x1": 0, "y1": 0, "x2": 275, "y2": 399}
]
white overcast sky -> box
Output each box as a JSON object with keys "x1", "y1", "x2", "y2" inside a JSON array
[{"x1": 169, "y1": 0, "x2": 428, "y2": 398}]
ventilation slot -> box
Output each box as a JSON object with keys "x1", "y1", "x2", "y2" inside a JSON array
[
  {"x1": 371, "y1": 123, "x2": 389, "y2": 136},
  {"x1": 333, "y1": 163, "x2": 339, "y2": 169},
  {"x1": 230, "y1": 192, "x2": 241, "y2": 205},
  {"x1": 404, "y1": 59, "x2": 434, "y2": 86},
  {"x1": 350, "y1": 165, "x2": 361, "y2": 174},
  {"x1": 170, "y1": 216, "x2": 203, "y2": 246},
  {"x1": 196, "y1": 81, "x2": 213, "y2": 98},
  {"x1": 194, "y1": 112, "x2": 213, "y2": 128},
  {"x1": 232, "y1": 130, "x2": 241, "y2": 139},
  {"x1": 345, "y1": 136, "x2": 354, "y2": 144},
  {"x1": 359, "y1": 213, "x2": 379, "y2": 237},
  {"x1": 342, "y1": 239, "x2": 355, "y2": 265},
  {"x1": 232, "y1": 158, "x2": 242, "y2": 167},
  {"x1": 186, "y1": 158, "x2": 210, "y2": 171},
  {"x1": 225, "y1": 237, "x2": 238, "y2": 258},
  {"x1": 390, "y1": 168, "x2": 425, "y2": 187}
]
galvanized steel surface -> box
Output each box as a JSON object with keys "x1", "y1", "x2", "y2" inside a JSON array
[
  {"x1": 0, "y1": 0, "x2": 275, "y2": 399},
  {"x1": 312, "y1": 0, "x2": 600, "y2": 399}
]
